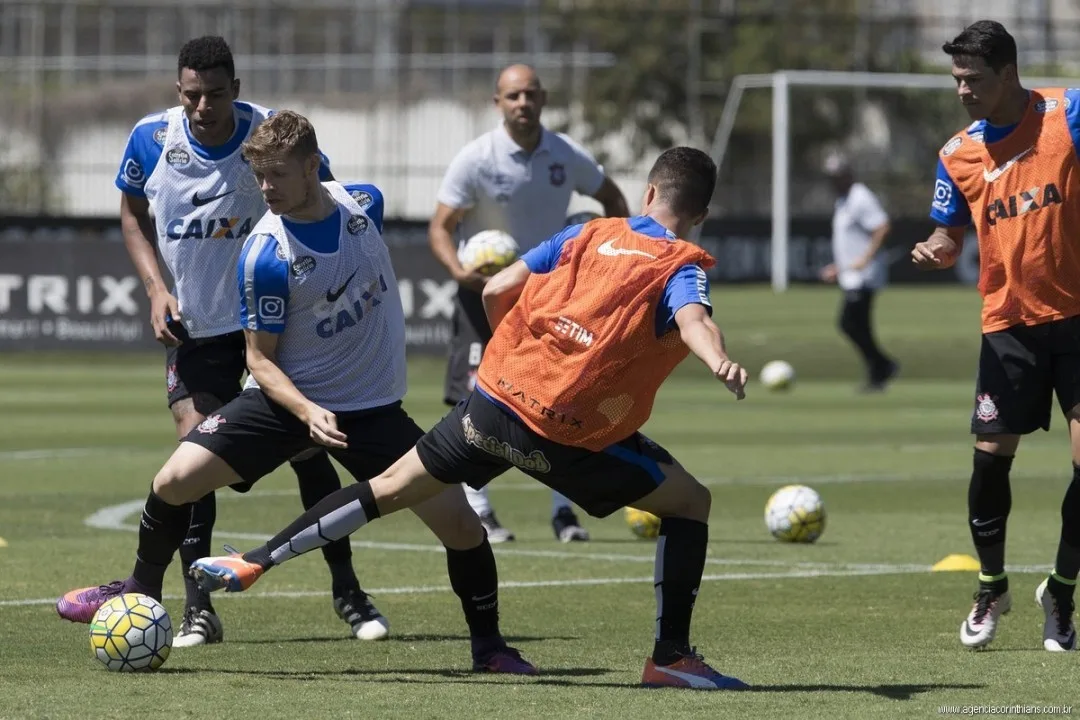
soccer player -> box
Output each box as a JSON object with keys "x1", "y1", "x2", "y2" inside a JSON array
[
  {"x1": 429, "y1": 63, "x2": 630, "y2": 543},
  {"x1": 914, "y1": 20, "x2": 1078, "y2": 652},
  {"x1": 57, "y1": 36, "x2": 388, "y2": 645},
  {"x1": 57, "y1": 110, "x2": 534, "y2": 675},
  {"x1": 819, "y1": 153, "x2": 898, "y2": 392},
  {"x1": 193, "y1": 147, "x2": 751, "y2": 690}
]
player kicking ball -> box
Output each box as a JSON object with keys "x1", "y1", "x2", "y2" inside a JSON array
[
  {"x1": 57, "y1": 111, "x2": 535, "y2": 675},
  {"x1": 193, "y1": 147, "x2": 750, "y2": 690}
]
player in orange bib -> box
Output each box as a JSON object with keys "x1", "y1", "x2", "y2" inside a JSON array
[
  {"x1": 913, "y1": 20, "x2": 1078, "y2": 652},
  {"x1": 191, "y1": 147, "x2": 752, "y2": 689}
]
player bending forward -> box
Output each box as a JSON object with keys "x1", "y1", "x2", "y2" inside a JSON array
[
  {"x1": 193, "y1": 147, "x2": 751, "y2": 690},
  {"x1": 57, "y1": 111, "x2": 535, "y2": 675}
]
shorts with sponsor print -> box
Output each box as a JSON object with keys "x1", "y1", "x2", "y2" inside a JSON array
[
  {"x1": 416, "y1": 390, "x2": 674, "y2": 518},
  {"x1": 163, "y1": 322, "x2": 246, "y2": 409},
  {"x1": 972, "y1": 315, "x2": 1080, "y2": 435}
]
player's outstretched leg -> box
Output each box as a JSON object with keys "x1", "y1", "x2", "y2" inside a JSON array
[
  {"x1": 192, "y1": 448, "x2": 537, "y2": 675},
  {"x1": 58, "y1": 443, "x2": 237, "y2": 623},
  {"x1": 629, "y1": 459, "x2": 748, "y2": 691},
  {"x1": 960, "y1": 447, "x2": 1014, "y2": 649},
  {"x1": 292, "y1": 449, "x2": 389, "y2": 641},
  {"x1": 1035, "y1": 460, "x2": 1080, "y2": 651},
  {"x1": 174, "y1": 491, "x2": 224, "y2": 647}
]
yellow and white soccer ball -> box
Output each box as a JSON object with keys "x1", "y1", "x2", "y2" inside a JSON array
[
  {"x1": 764, "y1": 485, "x2": 826, "y2": 543},
  {"x1": 89, "y1": 593, "x2": 172, "y2": 672},
  {"x1": 759, "y1": 360, "x2": 796, "y2": 391},
  {"x1": 625, "y1": 506, "x2": 661, "y2": 540},
  {"x1": 459, "y1": 230, "x2": 519, "y2": 277}
]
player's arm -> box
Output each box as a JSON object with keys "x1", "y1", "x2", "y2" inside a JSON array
[
  {"x1": 482, "y1": 260, "x2": 531, "y2": 330},
  {"x1": 675, "y1": 303, "x2": 746, "y2": 400},
  {"x1": 591, "y1": 176, "x2": 630, "y2": 218},
  {"x1": 912, "y1": 225, "x2": 965, "y2": 269},
  {"x1": 243, "y1": 330, "x2": 346, "y2": 449},
  {"x1": 914, "y1": 158, "x2": 969, "y2": 269},
  {"x1": 119, "y1": 192, "x2": 182, "y2": 346}
]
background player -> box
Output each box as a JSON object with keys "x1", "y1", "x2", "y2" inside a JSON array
[
  {"x1": 193, "y1": 147, "x2": 750, "y2": 690},
  {"x1": 819, "y1": 153, "x2": 898, "y2": 392},
  {"x1": 81, "y1": 36, "x2": 387, "y2": 645},
  {"x1": 60, "y1": 110, "x2": 535, "y2": 675},
  {"x1": 913, "y1": 19, "x2": 1078, "y2": 652},
  {"x1": 429, "y1": 63, "x2": 630, "y2": 543}
]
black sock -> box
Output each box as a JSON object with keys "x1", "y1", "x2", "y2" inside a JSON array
[
  {"x1": 292, "y1": 451, "x2": 360, "y2": 595},
  {"x1": 131, "y1": 489, "x2": 193, "y2": 600},
  {"x1": 445, "y1": 537, "x2": 502, "y2": 658},
  {"x1": 1050, "y1": 465, "x2": 1080, "y2": 600},
  {"x1": 177, "y1": 492, "x2": 216, "y2": 612},
  {"x1": 652, "y1": 517, "x2": 708, "y2": 665},
  {"x1": 969, "y1": 449, "x2": 1012, "y2": 593},
  {"x1": 243, "y1": 481, "x2": 381, "y2": 570}
]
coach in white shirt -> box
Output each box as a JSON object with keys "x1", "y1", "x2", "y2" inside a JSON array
[
  {"x1": 819, "y1": 154, "x2": 899, "y2": 392},
  {"x1": 429, "y1": 63, "x2": 629, "y2": 543}
]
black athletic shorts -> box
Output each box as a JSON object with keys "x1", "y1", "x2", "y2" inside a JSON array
[
  {"x1": 182, "y1": 389, "x2": 424, "y2": 487},
  {"x1": 163, "y1": 321, "x2": 246, "y2": 409},
  {"x1": 416, "y1": 390, "x2": 675, "y2": 518},
  {"x1": 443, "y1": 290, "x2": 493, "y2": 406},
  {"x1": 972, "y1": 315, "x2": 1080, "y2": 435}
]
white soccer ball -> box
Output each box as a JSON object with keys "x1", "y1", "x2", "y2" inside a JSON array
[
  {"x1": 759, "y1": 360, "x2": 795, "y2": 391},
  {"x1": 89, "y1": 593, "x2": 173, "y2": 672},
  {"x1": 764, "y1": 485, "x2": 826, "y2": 543},
  {"x1": 458, "y1": 230, "x2": 519, "y2": 277}
]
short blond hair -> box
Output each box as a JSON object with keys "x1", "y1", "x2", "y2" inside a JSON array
[{"x1": 242, "y1": 110, "x2": 319, "y2": 165}]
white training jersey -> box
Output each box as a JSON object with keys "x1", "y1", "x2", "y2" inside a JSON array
[
  {"x1": 115, "y1": 101, "x2": 331, "y2": 338},
  {"x1": 238, "y1": 182, "x2": 406, "y2": 412},
  {"x1": 832, "y1": 182, "x2": 890, "y2": 291},
  {"x1": 436, "y1": 124, "x2": 606, "y2": 252}
]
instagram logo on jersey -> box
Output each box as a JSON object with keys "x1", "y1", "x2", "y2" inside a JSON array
[
  {"x1": 165, "y1": 217, "x2": 254, "y2": 240},
  {"x1": 314, "y1": 273, "x2": 388, "y2": 339}
]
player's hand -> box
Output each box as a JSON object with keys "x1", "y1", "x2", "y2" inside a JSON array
[
  {"x1": 714, "y1": 359, "x2": 748, "y2": 401},
  {"x1": 912, "y1": 239, "x2": 958, "y2": 270},
  {"x1": 452, "y1": 267, "x2": 490, "y2": 294},
  {"x1": 149, "y1": 290, "x2": 182, "y2": 346},
  {"x1": 305, "y1": 404, "x2": 348, "y2": 449},
  {"x1": 819, "y1": 264, "x2": 839, "y2": 283}
]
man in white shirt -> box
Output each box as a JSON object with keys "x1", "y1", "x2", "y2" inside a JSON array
[
  {"x1": 819, "y1": 154, "x2": 899, "y2": 392},
  {"x1": 429, "y1": 64, "x2": 629, "y2": 543}
]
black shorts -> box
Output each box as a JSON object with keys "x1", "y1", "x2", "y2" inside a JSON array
[
  {"x1": 182, "y1": 389, "x2": 424, "y2": 487},
  {"x1": 164, "y1": 322, "x2": 246, "y2": 409},
  {"x1": 972, "y1": 316, "x2": 1080, "y2": 435},
  {"x1": 416, "y1": 391, "x2": 674, "y2": 518},
  {"x1": 443, "y1": 290, "x2": 493, "y2": 405}
]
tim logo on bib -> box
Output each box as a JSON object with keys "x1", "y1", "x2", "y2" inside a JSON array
[{"x1": 313, "y1": 272, "x2": 389, "y2": 339}]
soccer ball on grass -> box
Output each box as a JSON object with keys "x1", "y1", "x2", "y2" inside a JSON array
[
  {"x1": 89, "y1": 593, "x2": 173, "y2": 672},
  {"x1": 759, "y1": 360, "x2": 796, "y2": 391},
  {"x1": 625, "y1": 506, "x2": 661, "y2": 540},
  {"x1": 764, "y1": 485, "x2": 826, "y2": 543}
]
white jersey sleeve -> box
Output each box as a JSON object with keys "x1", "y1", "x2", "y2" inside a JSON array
[
  {"x1": 436, "y1": 142, "x2": 480, "y2": 209},
  {"x1": 115, "y1": 112, "x2": 169, "y2": 197},
  {"x1": 238, "y1": 233, "x2": 291, "y2": 333},
  {"x1": 850, "y1": 183, "x2": 889, "y2": 231},
  {"x1": 559, "y1": 132, "x2": 605, "y2": 196}
]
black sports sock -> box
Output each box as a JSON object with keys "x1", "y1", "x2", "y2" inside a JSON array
[
  {"x1": 1050, "y1": 465, "x2": 1080, "y2": 599},
  {"x1": 292, "y1": 451, "x2": 360, "y2": 594},
  {"x1": 652, "y1": 517, "x2": 708, "y2": 665},
  {"x1": 178, "y1": 492, "x2": 216, "y2": 612},
  {"x1": 969, "y1": 449, "x2": 1012, "y2": 592},
  {"x1": 243, "y1": 481, "x2": 381, "y2": 570},
  {"x1": 131, "y1": 489, "x2": 193, "y2": 600},
  {"x1": 445, "y1": 537, "x2": 501, "y2": 657}
]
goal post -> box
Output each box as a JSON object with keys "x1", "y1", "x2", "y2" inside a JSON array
[{"x1": 709, "y1": 70, "x2": 1080, "y2": 292}]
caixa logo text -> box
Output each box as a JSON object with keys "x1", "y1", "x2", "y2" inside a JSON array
[{"x1": 0, "y1": 275, "x2": 139, "y2": 315}]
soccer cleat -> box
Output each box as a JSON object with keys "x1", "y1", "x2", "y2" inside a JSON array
[
  {"x1": 472, "y1": 644, "x2": 539, "y2": 675},
  {"x1": 479, "y1": 511, "x2": 515, "y2": 544},
  {"x1": 959, "y1": 587, "x2": 1012, "y2": 649},
  {"x1": 334, "y1": 589, "x2": 390, "y2": 641},
  {"x1": 173, "y1": 607, "x2": 224, "y2": 648},
  {"x1": 641, "y1": 649, "x2": 749, "y2": 690},
  {"x1": 552, "y1": 507, "x2": 590, "y2": 543},
  {"x1": 190, "y1": 554, "x2": 264, "y2": 593},
  {"x1": 1036, "y1": 579, "x2": 1077, "y2": 652},
  {"x1": 56, "y1": 580, "x2": 126, "y2": 623}
]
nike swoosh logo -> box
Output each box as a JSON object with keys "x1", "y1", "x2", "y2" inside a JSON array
[
  {"x1": 192, "y1": 189, "x2": 236, "y2": 207},
  {"x1": 982, "y1": 147, "x2": 1033, "y2": 182},
  {"x1": 971, "y1": 516, "x2": 1002, "y2": 527},
  {"x1": 326, "y1": 269, "x2": 359, "y2": 303},
  {"x1": 597, "y1": 239, "x2": 657, "y2": 259},
  {"x1": 471, "y1": 592, "x2": 497, "y2": 602},
  {"x1": 649, "y1": 664, "x2": 720, "y2": 689}
]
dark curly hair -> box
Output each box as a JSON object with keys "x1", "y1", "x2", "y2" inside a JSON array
[
  {"x1": 177, "y1": 36, "x2": 235, "y2": 80},
  {"x1": 942, "y1": 20, "x2": 1017, "y2": 73}
]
